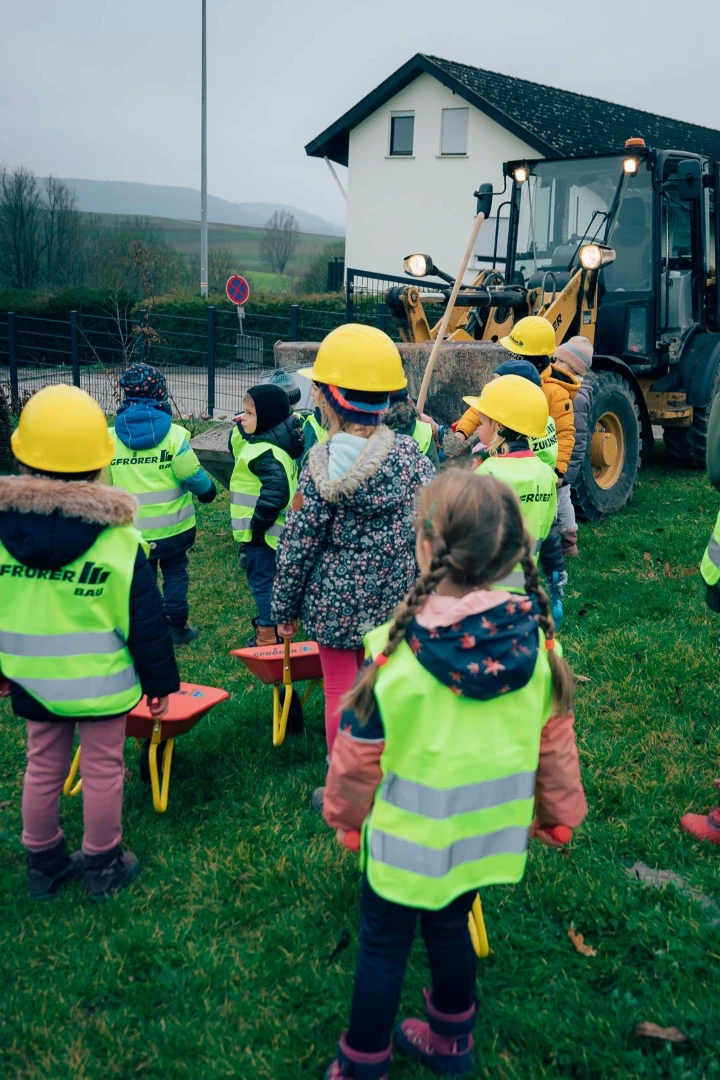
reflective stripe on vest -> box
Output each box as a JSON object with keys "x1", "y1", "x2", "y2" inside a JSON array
[
  {"x1": 109, "y1": 424, "x2": 196, "y2": 542},
  {"x1": 0, "y1": 525, "x2": 143, "y2": 718},
  {"x1": 412, "y1": 420, "x2": 433, "y2": 455},
  {"x1": 230, "y1": 440, "x2": 297, "y2": 550},
  {"x1": 362, "y1": 622, "x2": 550, "y2": 909},
  {"x1": 476, "y1": 455, "x2": 557, "y2": 593}
]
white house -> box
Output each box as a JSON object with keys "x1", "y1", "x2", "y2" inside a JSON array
[{"x1": 306, "y1": 54, "x2": 720, "y2": 282}]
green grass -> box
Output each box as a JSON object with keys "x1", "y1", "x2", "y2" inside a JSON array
[
  {"x1": 80, "y1": 212, "x2": 338, "y2": 279},
  {"x1": 1, "y1": 450, "x2": 720, "y2": 1079}
]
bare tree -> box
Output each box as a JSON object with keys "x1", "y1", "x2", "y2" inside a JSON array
[
  {"x1": 44, "y1": 176, "x2": 81, "y2": 288},
  {"x1": 0, "y1": 166, "x2": 45, "y2": 289},
  {"x1": 260, "y1": 210, "x2": 300, "y2": 275},
  {"x1": 208, "y1": 243, "x2": 235, "y2": 293}
]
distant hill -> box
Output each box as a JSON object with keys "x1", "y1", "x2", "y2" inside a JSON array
[{"x1": 53, "y1": 178, "x2": 345, "y2": 237}]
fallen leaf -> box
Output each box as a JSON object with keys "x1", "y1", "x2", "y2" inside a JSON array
[
  {"x1": 0, "y1": 800, "x2": 10, "y2": 810},
  {"x1": 643, "y1": 552, "x2": 653, "y2": 562},
  {"x1": 634, "y1": 1022, "x2": 688, "y2": 1043},
  {"x1": 243, "y1": 683, "x2": 256, "y2": 695},
  {"x1": 575, "y1": 674, "x2": 592, "y2": 683},
  {"x1": 568, "y1": 924, "x2": 597, "y2": 957}
]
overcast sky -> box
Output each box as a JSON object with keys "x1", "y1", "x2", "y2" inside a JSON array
[{"x1": 2, "y1": 0, "x2": 719, "y2": 228}]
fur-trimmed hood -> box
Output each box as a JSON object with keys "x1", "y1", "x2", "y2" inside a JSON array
[
  {"x1": 0, "y1": 475, "x2": 137, "y2": 570},
  {"x1": 307, "y1": 425, "x2": 415, "y2": 513}
]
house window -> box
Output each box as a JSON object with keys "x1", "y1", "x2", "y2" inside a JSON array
[
  {"x1": 389, "y1": 112, "x2": 414, "y2": 156},
  {"x1": 440, "y1": 108, "x2": 469, "y2": 156}
]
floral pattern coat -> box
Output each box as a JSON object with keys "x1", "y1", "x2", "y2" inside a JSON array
[{"x1": 271, "y1": 424, "x2": 435, "y2": 648}]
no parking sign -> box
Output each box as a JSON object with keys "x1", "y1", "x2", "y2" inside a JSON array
[{"x1": 226, "y1": 274, "x2": 250, "y2": 307}]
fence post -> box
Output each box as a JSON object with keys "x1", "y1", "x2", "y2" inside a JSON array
[
  {"x1": 345, "y1": 271, "x2": 353, "y2": 322},
  {"x1": 70, "y1": 311, "x2": 80, "y2": 387},
  {"x1": 377, "y1": 301, "x2": 387, "y2": 333},
  {"x1": 137, "y1": 308, "x2": 148, "y2": 360},
  {"x1": 289, "y1": 304, "x2": 299, "y2": 341},
  {"x1": 7, "y1": 312, "x2": 18, "y2": 405},
  {"x1": 207, "y1": 306, "x2": 216, "y2": 418}
]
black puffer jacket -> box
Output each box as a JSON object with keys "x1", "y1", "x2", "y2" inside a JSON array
[
  {"x1": 566, "y1": 381, "x2": 594, "y2": 488},
  {"x1": 231, "y1": 415, "x2": 305, "y2": 545},
  {"x1": 0, "y1": 475, "x2": 179, "y2": 723},
  {"x1": 384, "y1": 399, "x2": 440, "y2": 469}
]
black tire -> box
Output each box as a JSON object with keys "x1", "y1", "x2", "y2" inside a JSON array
[
  {"x1": 663, "y1": 364, "x2": 720, "y2": 469},
  {"x1": 572, "y1": 369, "x2": 641, "y2": 520},
  {"x1": 282, "y1": 688, "x2": 305, "y2": 736},
  {"x1": 139, "y1": 739, "x2": 168, "y2": 784}
]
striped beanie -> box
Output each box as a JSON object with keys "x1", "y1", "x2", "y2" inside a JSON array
[
  {"x1": 319, "y1": 383, "x2": 389, "y2": 427},
  {"x1": 553, "y1": 337, "x2": 593, "y2": 376}
]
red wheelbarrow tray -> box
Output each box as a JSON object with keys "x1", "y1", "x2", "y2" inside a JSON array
[
  {"x1": 126, "y1": 682, "x2": 230, "y2": 740},
  {"x1": 230, "y1": 641, "x2": 323, "y2": 684}
]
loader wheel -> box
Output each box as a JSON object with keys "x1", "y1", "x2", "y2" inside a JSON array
[
  {"x1": 663, "y1": 365, "x2": 720, "y2": 469},
  {"x1": 572, "y1": 370, "x2": 640, "y2": 520}
]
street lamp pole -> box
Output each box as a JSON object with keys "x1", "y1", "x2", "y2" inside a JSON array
[{"x1": 200, "y1": 0, "x2": 208, "y2": 297}]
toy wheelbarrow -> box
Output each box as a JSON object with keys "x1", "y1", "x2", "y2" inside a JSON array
[
  {"x1": 63, "y1": 682, "x2": 230, "y2": 813},
  {"x1": 341, "y1": 830, "x2": 490, "y2": 959},
  {"x1": 230, "y1": 637, "x2": 323, "y2": 747}
]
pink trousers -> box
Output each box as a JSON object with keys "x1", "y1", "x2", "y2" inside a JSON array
[
  {"x1": 318, "y1": 644, "x2": 366, "y2": 753},
  {"x1": 22, "y1": 717, "x2": 127, "y2": 855}
]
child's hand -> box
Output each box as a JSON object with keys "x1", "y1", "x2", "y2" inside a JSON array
[
  {"x1": 277, "y1": 622, "x2": 297, "y2": 639},
  {"x1": 0, "y1": 678, "x2": 10, "y2": 698},
  {"x1": 533, "y1": 823, "x2": 573, "y2": 847},
  {"x1": 147, "y1": 695, "x2": 169, "y2": 719},
  {"x1": 336, "y1": 829, "x2": 361, "y2": 851}
]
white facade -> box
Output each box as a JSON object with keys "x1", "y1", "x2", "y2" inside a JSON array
[{"x1": 344, "y1": 73, "x2": 540, "y2": 282}]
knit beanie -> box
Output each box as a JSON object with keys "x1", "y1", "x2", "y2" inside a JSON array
[
  {"x1": 265, "y1": 369, "x2": 302, "y2": 407},
  {"x1": 319, "y1": 383, "x2": 390, "y2": 427},
  {"x1": 389, "y1": 387, "x2": 410, "y2": 404},
  {"x1": 245, "y1": 384, "x2": 291, "y2": 434},
  {"x1": 553, "y1": 336, "x2": 593, "y2": 376},
  {"x1": 494, "y1": 359, "x2": 542, "y2": 387},
  {"x1": 119, "y1": 362, "x2": 168, "y2": 401}
]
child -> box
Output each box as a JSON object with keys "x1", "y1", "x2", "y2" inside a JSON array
[
  {"x1": 322, "y1": 469, "x2": 586, "y2": 1079},
  {"x1": 265, "y1": 368, "x2": 303, "y2": 410},
  {"x1": 466, "y1": 374, "x2": 566, "y2": 592},
  {"x1": 299, "y1": 379, "x2": 329, "y2": 468},
  {"x1": 455, "y1": 317, "x2": 579, "y2": 483},
  {"x1": 271, "y1": 323, "x2": 435, "y2": 805},
  {"x1": 553, "y1": 338, "x2": 594, "y2": 556},
  {"x1": 476, "y1": 358, "x2": 559, "y2": 469},
  {"x1": 681, "y1": 512, "x2": 720, "y2": 844},
  {"x1": 0, "y1": 385, "x2": 179, "y2": 900},
  {"x1": 108, "y1": 363, "x2": 217, "y2": 645},
  {"x1": 230, "y1": 383, "x2": 304, "y2": 646},
  {"x1": 384, "y1": 388, "x2": 440, "y2": 468}
]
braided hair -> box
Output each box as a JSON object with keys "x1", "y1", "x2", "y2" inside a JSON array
[{"x1": 343, "y1": 468, "x2": 573, "y2": 723}]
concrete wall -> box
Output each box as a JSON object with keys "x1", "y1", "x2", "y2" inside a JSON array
[{"x1": 344, "y1": 73, "x2": 539, "y2": 281}]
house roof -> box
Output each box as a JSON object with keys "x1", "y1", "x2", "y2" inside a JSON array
[{"x1": 306, "y1": 53, "x2": 720, "y2": 167}]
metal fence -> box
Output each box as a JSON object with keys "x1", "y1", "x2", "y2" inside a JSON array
[
  {"x1": 0, "y1": 274, "x2": 448, "y2": 417},
  {"x1": 0, "y1": 305, "x2": 349, "y2": 419}
]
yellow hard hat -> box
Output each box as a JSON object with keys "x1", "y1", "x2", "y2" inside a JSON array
[
  {"x1": 464, "y1": 374, "x2": 549, "y2": 439},
  {"x1": 297, "y1": 323, "x2": 407, "y2": 392},
  {"x1": 500, "y1": 315, "x2": 556, "y2": 358},
  {"x1": 12, "y1": 384, "x2": 115, "y2": 472}
]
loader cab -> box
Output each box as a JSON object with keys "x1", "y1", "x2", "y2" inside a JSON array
[{"x1": 504, "y1": 148, "x2": 713, "y2": 373}]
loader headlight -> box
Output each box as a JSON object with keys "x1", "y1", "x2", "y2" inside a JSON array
[
  {"x1": 404, "y1": 253, "x2": 434, "y2": 278},
  {"x1": 579, "y1": 244, "x2": 616, "y2": 270},
  {"x1": 513, "y1": 166, "x2": 529, "y2": 184}
]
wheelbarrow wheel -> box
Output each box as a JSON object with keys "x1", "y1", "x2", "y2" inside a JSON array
[
  {"x1": 139, "y1": 739, "x2": 169, "y2": 784},
  {"x1": 282, "y1": 688, "x2": 305, "y2": 736}
]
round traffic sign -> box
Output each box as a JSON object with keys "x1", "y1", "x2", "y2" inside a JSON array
[{"x1": 226, "y1": 274, "x2": 250, "y2": 306}]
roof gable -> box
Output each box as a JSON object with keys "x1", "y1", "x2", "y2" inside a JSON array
[{"x1": 306, "y1": 53, "x2": 720, "y2": 166}]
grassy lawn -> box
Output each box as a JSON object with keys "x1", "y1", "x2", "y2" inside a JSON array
[{"x1": 1, "y1": 449, "x2": 719, "y2": 1079}]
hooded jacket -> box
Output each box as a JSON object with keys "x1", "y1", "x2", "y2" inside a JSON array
[
  {"x1": 565, "y1": 379, "x2": 593, "y2": 488},
  {"x1": 323, "y1": 590, "x2": 587, "y2": 833},
  {"x1": 383, "y1": 399, "x2": 440, "y2": 468},
  {"x1": 112, "y1": 399, "x2": 216, "y2": 558},
  {"x1": 539, "y1": 365, "x2": 580, "y2": 475},
  {"x1": 232, "y1": 414, "x2": 305, "y2": 544},
  {"x1": 0, "y1": 475, "x2": 180, "y2": 723},
  {"x1": 271, "y1": 424, "x2": 435, "y2": 648}
]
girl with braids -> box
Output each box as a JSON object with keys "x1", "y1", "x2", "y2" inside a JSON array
[{"x1": 322, "y1": 470, "x2": 586, "y2": 1080}]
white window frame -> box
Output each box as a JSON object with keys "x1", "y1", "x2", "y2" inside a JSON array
[
  {"x1": 439, "y1": 107, "x2": 469, "y2": 157},
  {"x1": 388, "y1": 110, "x2": 415, "y2": 157}
]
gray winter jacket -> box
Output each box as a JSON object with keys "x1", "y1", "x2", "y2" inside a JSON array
[
  {"x1": 271, "y1": 424, "x2": 435, "y2": 648},
  {"x1": 566, "y1": 380, "x2": 593, "y2": 488}
]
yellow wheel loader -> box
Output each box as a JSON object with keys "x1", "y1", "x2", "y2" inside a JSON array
[{"x1": 387, "y1": 139, "x2": 719, "y2": 518}]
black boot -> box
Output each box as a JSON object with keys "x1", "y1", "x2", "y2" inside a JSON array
[
  {"x1": 85, "y1": 845, "x2": 140, "y2": 902},
  {"x1": 169, "y1": 621, "x2": 199, "y2": 646},
  {"x1": 27, "y1": 838, "x2": 84, "y2": 900}
]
